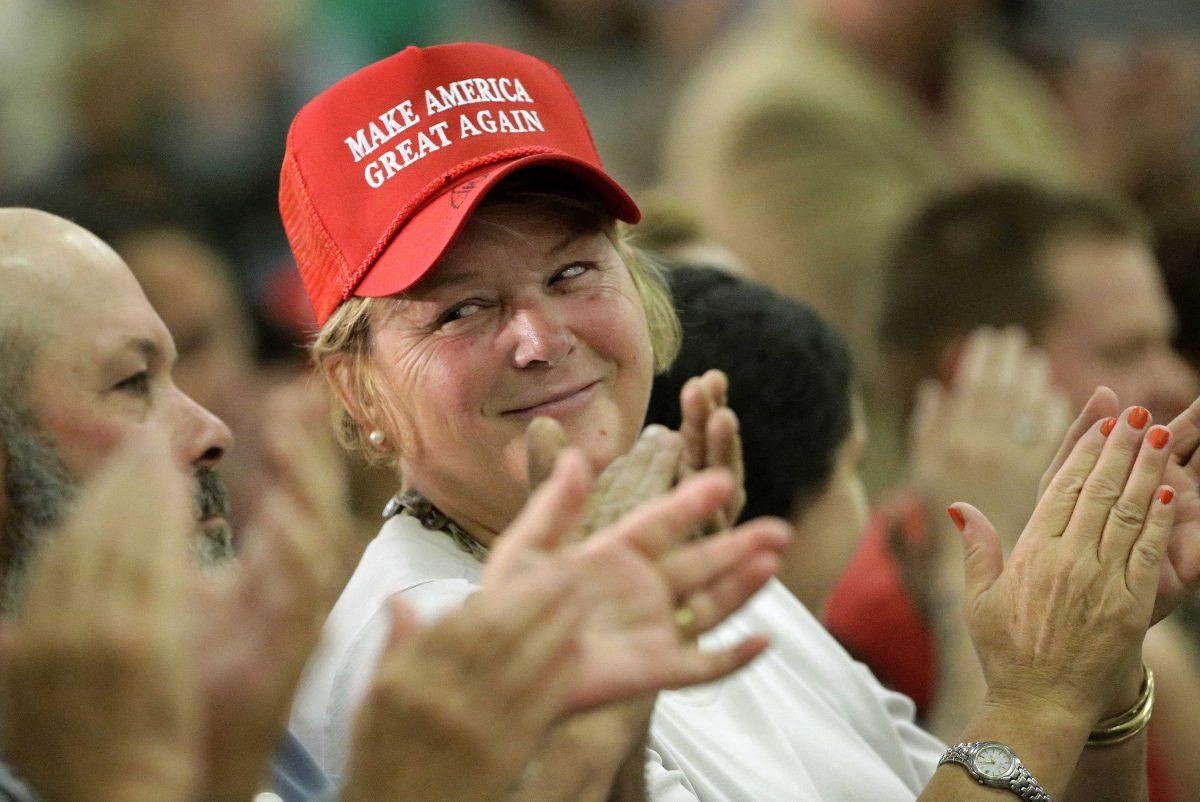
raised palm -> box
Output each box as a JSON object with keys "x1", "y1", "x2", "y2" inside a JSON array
[
  {"x1": 1040, "y1": 388, "x2": 1200, "y2": 623},
  {"x1": 488, "y1": 447, "x2": 788, "y2": 713}
]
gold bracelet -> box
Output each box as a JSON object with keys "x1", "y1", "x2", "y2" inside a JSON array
[{"x1": 1087, "y1": 665, "x2": 1155, "y2": 748}]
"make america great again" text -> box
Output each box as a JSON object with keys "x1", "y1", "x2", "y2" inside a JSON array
[{"x1": 342, "y1": 76, "x2": 544, "y2": 189}]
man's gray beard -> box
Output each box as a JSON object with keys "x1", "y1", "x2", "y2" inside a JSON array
[
  {"x1": 0, "y1": 401, "x2": 76, "y2": 614},
  {"x1": 0, "y1": 405, "x2": 235, "y2": 612}
]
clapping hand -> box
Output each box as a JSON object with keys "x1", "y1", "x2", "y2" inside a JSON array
[
  {"x1": 1039, "y1": 388, "x2": 1200, "y2": 623},
  {"x1": 0, "y1": 433, "x2": 199, "y2": 802},
  {"x1": 958, "y1": 403, "x2": 1175, "y2": 732},
  {"x1": 495, "y1": 448, "x2": 788, "y2": 707},
  {"x1": 191, "y1": 379, "x2": 361, "y2": 800}
]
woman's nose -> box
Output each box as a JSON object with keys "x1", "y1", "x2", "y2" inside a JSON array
[{"x1": 509, "y1": 304, "x2": 572, "y2": 368}]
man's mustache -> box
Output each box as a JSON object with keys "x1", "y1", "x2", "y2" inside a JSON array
[{"x1": 195, "y1": 468, "x2": 230, "y2": 521}]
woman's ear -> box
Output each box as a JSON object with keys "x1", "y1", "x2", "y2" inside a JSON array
[{"x1": 322, "y1": 353, "x2": 379, "y2": 443}]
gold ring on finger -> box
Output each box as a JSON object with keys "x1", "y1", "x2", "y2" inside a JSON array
[{"x1": 674, "y1": 606, "x2": 696, "y2": 631}]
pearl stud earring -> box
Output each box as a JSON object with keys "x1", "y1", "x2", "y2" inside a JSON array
[{"x1": 368, "y1": 429, "x2": 386, "y2": 447}]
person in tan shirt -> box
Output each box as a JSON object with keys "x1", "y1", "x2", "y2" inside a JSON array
[{"x1": 660, "y1": 0, "x2": 1083, "y2": 360}]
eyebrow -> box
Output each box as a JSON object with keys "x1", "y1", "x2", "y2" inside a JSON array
[{"x1": 115, "y1": 335, "x2": 174, "y2": 367}]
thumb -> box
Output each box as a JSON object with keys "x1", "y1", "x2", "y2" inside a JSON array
[
  {"x1": 527, "y1": 417, "x2": 568, "y2": 491},
  {"x1": 384, "y1": 596, "x2": 422, "y2": 652},
  {"x1": 949, "y1": 503, "x2": 1004, "y2": 601}
]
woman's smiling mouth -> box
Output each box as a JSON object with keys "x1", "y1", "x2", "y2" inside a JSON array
[{"x1": 501, "y1": 379, "x2": 602, "y2": 418}]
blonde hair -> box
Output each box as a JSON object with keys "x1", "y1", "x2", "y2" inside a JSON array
[{"x1": 310, "y1": 176, "x2": 680, "y2": 465}]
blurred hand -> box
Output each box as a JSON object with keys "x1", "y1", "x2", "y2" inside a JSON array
[
  {"x1": 496, "y1": 450, "x2": 787, "y2": 709},
  {"x1": 0, "y1": 433, "x2": 199, "y2": 802},
  {"x1": 909, "y1": 327, "x2": 1070, "y2": 547},
  {"x1": 958, "y1": 405, "x2": 1174, "y2": 727},
  {"x1": 342, "y1": 449, "x2": 788, "y2": 801},
  {"x1": 678, "y1": 370, "x2": 745, "y2": 529},
  {"x1": 191, "y1": 379, "x2": 361, "y2": 800},
  {"x1": 1039, "y1": 388, "x2": 1200, "y2": 623},
  {"x1": 528, "y1": 417, "x2": 684, "y2": 541},
  {"x1": 341, "y1": 573, "x2": 585, "y2": 802}
]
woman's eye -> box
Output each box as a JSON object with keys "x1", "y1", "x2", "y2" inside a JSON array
[
  {"x1": 114, "y1": 371, "x2": 150, "y2": 395},
  {"x1": 552, "y1": 262, "x2": 591, "y2": 283},
  {"x1": 441, "y1": 301, "x2": 485, "y2": 325}
]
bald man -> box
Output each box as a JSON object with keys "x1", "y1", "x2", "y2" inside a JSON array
[{"x1": 0, "y1": 208, "x2": 330, "y2": 801}]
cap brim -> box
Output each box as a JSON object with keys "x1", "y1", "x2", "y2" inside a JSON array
[{"x1": 354, "y1": 152, "x2": 640, "y2": 299}]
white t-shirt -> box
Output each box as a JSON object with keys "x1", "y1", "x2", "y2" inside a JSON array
[{"x1": 291, "y1": 515, "x2": 944, "y2": 798}]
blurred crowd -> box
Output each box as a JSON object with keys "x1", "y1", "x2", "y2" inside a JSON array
[{"x1": 3, "y1": 0, "x2": 1200, "y2": 800}]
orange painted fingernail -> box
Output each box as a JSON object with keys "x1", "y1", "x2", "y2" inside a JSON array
[
  {"x1": 947, "y1": 506, "x2": 966, "y2": 532},
  {"x1": 1160, "y1": 488, "x2": 1175, "y2": 505},
  {"x1": 1128, "y1": 407, "x2": 1150, "y2": 429},
  {"x1": 1100, "y1": 417, "x2": 1117, "y2": 436},
  {"x1": 1148, "y1": 427, "x2": 1170, "y2": 449}
]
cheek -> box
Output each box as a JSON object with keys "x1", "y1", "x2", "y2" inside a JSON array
[
  {"x1": 37, "y1": 403, "x2": 132, "y2": 477},
  {"x1": 377, "y1": 334, "x2": 503, "y2": 453},
  {"x1": 570, "y1": 285, "x2": 654, "y2": 390}
]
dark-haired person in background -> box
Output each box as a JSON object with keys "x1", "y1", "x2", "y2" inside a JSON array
[{"x1": 645, "y1": 265, "x2": 865, "y2": 614}]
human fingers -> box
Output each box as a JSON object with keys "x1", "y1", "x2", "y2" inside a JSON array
[
  {"x1": 1036, "y1": 393, "x2": 1073, "y2": 462},
  {"x1": 1063, "y1": 407, "x2": 1153, "y2": 552},
  {"x1": 489, "y1": 449, "x2": 591, "y2": 580},
  {"x1": 467, "y1": 565, "x2": 578, "y2": 665},
  {"x1": 1098, "y1": 424, "x2": 1173, "y2": 565},
  {"x1": 703, "y1": 369, "x2": 729, "y2": 409},
  {"x1": 993, "y1": 326, "x2": 1029, "y2": 392},
  {"x1": 1039, "y1": 386, "x2": 1122, "y2": 500},
  {"x1": 956, "y1": 327, "x2": 999, "y2": 399},
  {"x1": 1008, "y1": 347, "x2": 1052, "y2": 445},
  {"x1": 1167, "y1": 394, "x2": 1200, "y2": 466},
  {"x1": 526, "y1": 416, "x2": 567, "y2": 491},
  {"x1": 658, "y1": 519, "x2": 790, "y2": 600},
  {"x1": 679, "y1": 376, "x2": 713, "y2": 472},
  {"x1": 655, "y1": 634, "x2": 770, "y2": 691},
  {"x1": 1125, "y1": 487, "x2": 1176, "y2": 612},
  {"x1": 382, "y1": 596, "x2": 423, "y2": 653},
  {"x1": 1016, "y1": 347, "x2": 1051, "y2": 411},
  {"x1": 490, "y1": 581, "x2": 585, "y2": 713},
  {"x1": 947, "y1": 503, "x2": 1004, "y2": 604},
  {"x1": 676, "y1": 549, "x2": 782, "y2": 638},
  {"x1": 700, "y1": 408, "x2": 739, "y2": 525},
  {"x1": 1025, "y1": 415, "x2": 1114, "y2": 540},
  {"x1": 907, "y1": 379, "x2": 943, "y2": 458},
  {"x1": 595, "y1": 425, "x2": 681, "y2": 525},
  {"x1": 636, "y1": 428, "x2": 684, "y2": 504},
  {"x1": 601, "y1": 469, "x2": 736, "y2": 560}
]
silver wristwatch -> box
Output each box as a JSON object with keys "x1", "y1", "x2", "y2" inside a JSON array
[{"x1": 938, "y1": 741, "x2": 1052, "y2": 801}]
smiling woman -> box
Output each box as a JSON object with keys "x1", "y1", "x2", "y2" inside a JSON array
[
  {"x1": 311, "y1": 168, "x2": 679, "y2": 482},
  {"x1": 282, "y1": 41, "x2": 1194, "y2": 802},
  {"x1": 312, "y1": 169, "x2": 678, "y2": 540}
]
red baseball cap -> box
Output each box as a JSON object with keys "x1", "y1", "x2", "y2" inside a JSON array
[{"x1": 280, "y1": 42, "x2": 640, "y2": 325}]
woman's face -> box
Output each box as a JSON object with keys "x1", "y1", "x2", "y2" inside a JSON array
[{"x1": 368, "y1": 204, "x2": 655, "y2": 535}]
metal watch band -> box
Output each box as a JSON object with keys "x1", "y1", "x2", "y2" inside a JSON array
[{"x1": 939, "y1": 742, "x2": 1052, "y2": 802}]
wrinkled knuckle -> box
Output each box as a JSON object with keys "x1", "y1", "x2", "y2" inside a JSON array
[
  {"x1": 1107, "y1": 498, "x2": 1148, "y2": 531},
  {"x1": 1081, "y1": 474, "x2": 1124, "y2": 506},
  {"x1": 1047, "y1": 470, "x2": 1087, "y2": 499},
  {"x1": 1132, "y1": 538, "x2": 1167, "y2": 573}
]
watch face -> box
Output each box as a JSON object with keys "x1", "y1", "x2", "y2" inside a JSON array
[{"x1": 973, "y1": 744, "x2": 1016, "y2": 780}]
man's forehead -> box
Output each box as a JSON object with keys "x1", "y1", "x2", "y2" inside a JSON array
[
  {"x1": 1046, "y1": 236, "x2": 1175, "y2": 334},
  {"x1": 0, "y1": 209, "x2": 175, "y2": 368}
]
